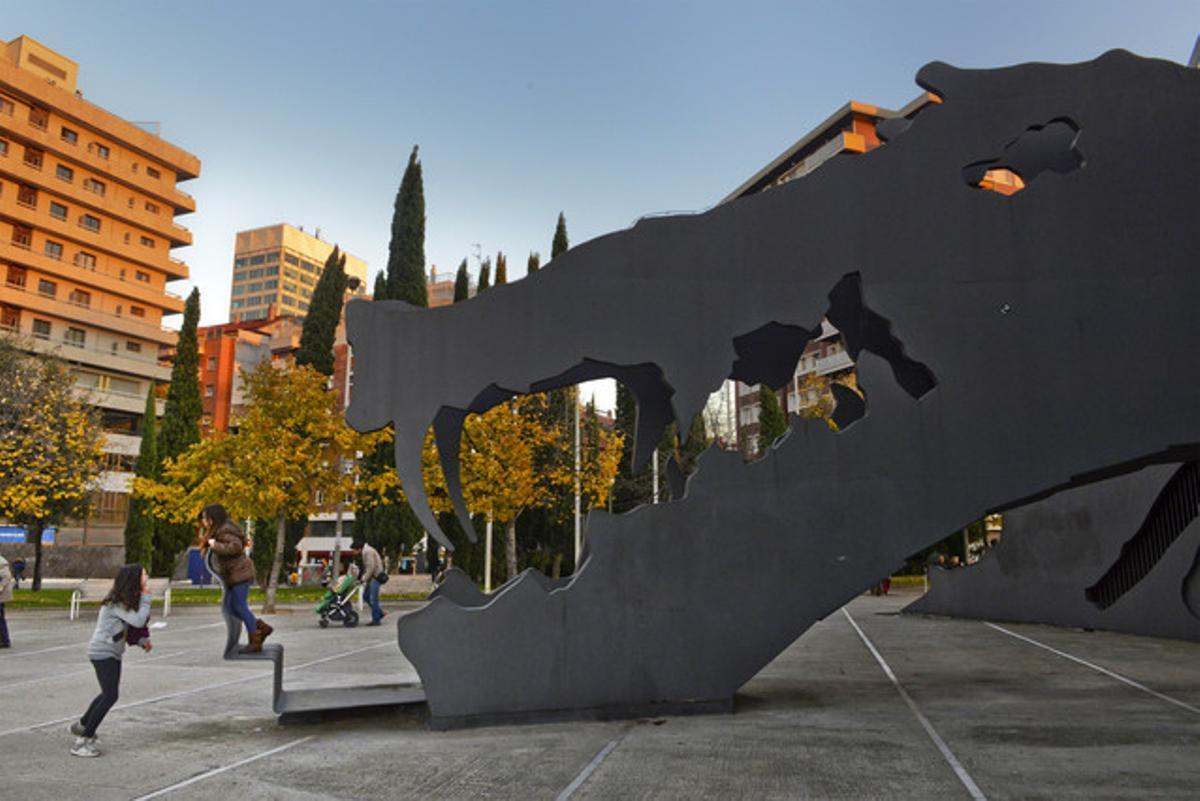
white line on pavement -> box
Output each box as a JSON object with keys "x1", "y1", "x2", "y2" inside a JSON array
[
  {"x1": 6, "y1": 622, "x2": 225, "y2": 658},
  {"x1": 983, "y1": 622, "x2": 1200, "y2": 716},
  {"x1": 0, "y1": 639, "x2": 396, "y2": 738},
  {"x1": 0, "y1": 649, "x2": 197, "y2": 691},
  {"x1": 131, "y1": 735, "x2": 317, "y2": 799},
  {"x1": 843, "y1": 607, "x2": 987, "y2": 801},
  {"x1": 556, "y1": 728, "x2": 631, "y2": 801}
]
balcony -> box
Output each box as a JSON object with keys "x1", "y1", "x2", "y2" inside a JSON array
[
  {"x1": 22, "y1": 329, "x2": 172, "y2": 382},
  {"x1": 0, "y1": 279, "x2": 177, "y2": 345}
]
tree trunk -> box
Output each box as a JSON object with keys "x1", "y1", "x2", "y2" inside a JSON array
[
  {"x1": 505, "y1": 518, "x2": 518, "y2": 583},
  {"x1": 29, "y1": 522, "x2": 44, "y2": 591},
  {"x1": 264, "y1": 513, "x2": 286, "y2": 614},
  {"x1": 551, "y1": 552, "x2": 563, "y2": 579}
]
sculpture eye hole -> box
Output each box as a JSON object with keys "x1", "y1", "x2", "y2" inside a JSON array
[{"x1": 963, "y1": 118, "x2": 1083, "y2": 195}]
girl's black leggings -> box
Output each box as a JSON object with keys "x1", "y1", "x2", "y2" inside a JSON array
[{"x1": 80, "y1": 658, "x2": 121, "y2": 737}]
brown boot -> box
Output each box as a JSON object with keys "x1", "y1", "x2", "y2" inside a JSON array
[
  {"x1": 241, "y1": 620, "x2": 273, "y2": 654},
  {"x1": 256, "y1": 619, "x2": 274, "y2": 643}
]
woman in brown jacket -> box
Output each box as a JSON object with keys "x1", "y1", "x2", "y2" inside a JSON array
[{"x1": 201, "y1": 504, "x2": 273, "y2": 652}]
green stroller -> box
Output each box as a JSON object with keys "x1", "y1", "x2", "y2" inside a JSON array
[{"x1": 315, "y1": 573, "x2": 360, "y2": 628}]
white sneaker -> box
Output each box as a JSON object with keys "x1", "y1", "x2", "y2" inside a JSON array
[
  {"x1": 68, "y1": 721, "x2": 86, "y2": 737},
  {"x1": 70, "y1": 737, "x2": 100, "y2": 758}
]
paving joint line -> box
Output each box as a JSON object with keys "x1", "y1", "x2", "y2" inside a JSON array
[
  {"x1": 843, "y1": 607, "x2": 987, "y2": 801},
  {"x1": 983, "y1": 621, "x2": 1200, "y2": 716}
]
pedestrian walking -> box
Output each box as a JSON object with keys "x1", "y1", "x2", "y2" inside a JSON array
[
  {"x1": 357, "y1": 538, "x2": 387, "y2": 626},
  {"x1": 0, "y1": 553, "x2": 14, "y2": 648},
  {"x1": 69, "y1": 564, "x2": 152, "y2": 757},
  {"x1": 200, "y1": 504, "x2": 273, "y2": 653}
]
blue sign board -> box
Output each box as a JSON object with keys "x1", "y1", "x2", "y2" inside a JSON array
[{"x1": 0, "y1": 526, "x2": 55, "y2": 544}]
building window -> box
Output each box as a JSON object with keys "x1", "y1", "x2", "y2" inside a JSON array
[
  {"x1": 265, "y1": 265, "x2": 278, "y2": 276},
  {"x1": 207, "y1": 357, "x2": 217, "y2": 370},
  {"x1": 63, "y1": 327, "x2": 85, "y2": 348},
  {"x1": 126, "y1": 341, "x2": 142, "y2": 353},
  {"x1": 0, "y1": 304, "x2": 18, "y2": 331},
  {"x1": 129, "y1": 305, "x2": 145, "y2": 318},
  {"x1": 135, "y1": 270, "x2": 150, "y2": 283},
  {"x1": 283, "y1": 268, "x2": 298, "y2": 280},
  {"x1": 299, "y1": 274, "x2": 314, "y2": 287},
  {"x1": 140, "y1": 236, "x2": 155, "y2": 248},
  {"x1": 49, "y1": 201, "x2": 67, "y2": 220},
  {"x1": 248, "y1": 282, "x2": 263, "y2": 293},
  {"x1": 0, "y1": 96, "x2": 13, "y2": 115},
  {"x1": 60, "y1": 126, "x2": 78, "y2": 144},
  {"x1": 245, "y1": 296, "x2": 261, "y2": 306},
  {"x1": 68, "y1": 288, "x2": 91, "y2": 307},
  {"x1": 55, "y1": 164, "x2": 73, "y2": 182},
  {"x1": 11, "y1": 225, "x2": 33, "y2": 249},
  {"x1": 230, "y1": 299, "x2": 244, "y2": 309},
  {"x1": 83, "y1": 178, "x2": 106, "y2": 196},
  {"x1": 284, "y1": 253, "x2": 298, "y2": 266},
  {"x1": 44, "y1": 240, "x2": 64, "y2": 260},
  {"x1": 32, "y1": 318, "x2": 51, "y2": 339},
  {"x1": 109, "y1": 376, "x2": 139, "y2": 395},
  {"x1": 144, "y1": 201, "x2": 159, "y2": 214},
  {"x1": 281, "y1": 295, "x2": 296, "y2": 307},
  {"x1": 249, "y1": 268, "x2": 264, "y2": 279},
  {"x1": 74, "y1": 251, "x2": 97, "y2": 269},
  {"x1": 263, "y1": 279, "x2": 278, "y2": 290},
  {"x1": 232, "y1": 285, "x2": 245, "y2": 296},
  {"x1": 131, "y1": 162, "x2": 139, "y2": 174},
  {"x1": 282, "y1": 282, "x2": 296, "y2": 293},
  {"x1": 37, "y1": 278, "x2": 57, "y2": 297},
  {"x1": 146, "y1": 166, "x2": 161, "y2": 179},
  {"x1": 0, "y1": 139, "x2": 7, "y2": 156},
  {"x1": 79, "y1": 214, "x2": 101, "y2": 232},
  {"x1": 300, "y1": 288, "x2": 312, "y2": 299},
  {"x1": 89, "y1": 142, "x2": 110, "y2": 160},
  {"x1": 264, "y1": 252, "x2": 279, "y2": 263},
  {"x1": 23, "y1": 146, "x2": 44, "y2": 169},
  {"x1": 234, "y1": 257, "x2": 248, "y2": 268},
  {"x1": 16, "y1": 184, "x2": 37, "y2": 208},
  {"x1": 5, "y1": 265, "x2": 27, "y2": 288},
  {"x1": 205, "y1": 384, "x2": 214, "y2": 398},
  {"x1": 28, "y1": 106, "x2": 48, "y2": 130},
  {"x1": 249, "y1": 255, "x2": 265, "y2": 266},
  {"x1": 298, "y1": 301, "x2": 309, "y2": 312},
  {"x1": 301, "y1": 260, "x2": 315, "y2": 273}
]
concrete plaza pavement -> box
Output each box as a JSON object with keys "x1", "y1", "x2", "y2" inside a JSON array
[{"x1": 0, "y1": 590, "x2": 1197, "y2": 800}]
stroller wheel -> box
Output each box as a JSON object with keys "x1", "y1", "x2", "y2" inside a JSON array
[
  {"x1": 318, "y1": 617, "x2": 329, "y2": 629},
  {"x1": 344, "y1": 609, "x2": 359, "y2": 628}
]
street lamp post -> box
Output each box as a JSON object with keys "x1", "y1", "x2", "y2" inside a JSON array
[{"x1": 573, "y1": 388, "x2": 582, "y2": 569}]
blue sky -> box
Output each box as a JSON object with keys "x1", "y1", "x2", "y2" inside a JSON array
[{"x1": 7, "y1": 2, "x2": 1198, "y2": 354}]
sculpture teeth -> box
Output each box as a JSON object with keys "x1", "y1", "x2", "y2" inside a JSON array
[{"x1": 433, "y1": 407, "x2": 476, "y2": 543}]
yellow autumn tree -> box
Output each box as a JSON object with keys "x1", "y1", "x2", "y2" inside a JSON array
[
  {"x1": 0, "y1": 338, "x2": 106, "y2": 590},
  {"x1": 134, "y1": 361, "x2": 387, "y2": 612},
  {"x1": 425, "y1": 392, "x2": 623, "y2": 583}
]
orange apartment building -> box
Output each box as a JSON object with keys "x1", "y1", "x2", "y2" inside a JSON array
[
  {"x1": 0, "y1": 35, "x2": 199, "y2": 544},
  {"x1": 426, "y1": 265, "x2": 455, "y2": 307},
  {"x1": 709, "y1": 95, "x2": 938, "y2": 456}
]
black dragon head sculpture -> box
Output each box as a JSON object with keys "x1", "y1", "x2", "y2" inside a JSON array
[{"x1": 346, "y1": 51, "x2": 1200, "y2": 726}]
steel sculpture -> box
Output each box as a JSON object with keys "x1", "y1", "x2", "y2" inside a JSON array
[{"x1": 346, "y1": 51, "x2": 1200, "y2": 727}]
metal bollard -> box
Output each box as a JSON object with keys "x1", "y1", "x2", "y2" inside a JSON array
[
  {"x1": 69, "y1": 589, "x2": 81, "y2": 621},
  {"x1": 162, "y1": 587, "x2": 172, "y2": 618}
]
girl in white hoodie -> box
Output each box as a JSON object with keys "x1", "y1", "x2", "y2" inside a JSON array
[{"x1": 70, "y1": 564, "x2": 152, "y2": 758}]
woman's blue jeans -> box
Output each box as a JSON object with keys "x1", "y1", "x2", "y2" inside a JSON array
[{"x1": 223, "y1": 581, "x2": 258, "y2": 637}]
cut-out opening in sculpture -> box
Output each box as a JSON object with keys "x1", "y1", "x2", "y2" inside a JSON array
[
  {"x1": 962, "y1": 118, "x2": 1083, "y2": 195},
  {"x1": 1085, "y1": 460, "x2": 1200, "y2": 613}
]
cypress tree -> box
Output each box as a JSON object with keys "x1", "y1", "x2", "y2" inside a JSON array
[
  {"x1": 552, "y1": 212, "x2": 569, "y2": 260},
  {"x1": 295, "y1": 246, "x2": 348, "y2": 376},
  {"x1": 527, "y1": 252, "x2": 540, "y2": 275},
  {"x1": 453, "y1": 259, "x2": 470, "y2": 302},
  {"x1": 611, "y1": 383, "x2": 651, "y2": 513},
  {"x1": 373, "y1": 271, "x2": 388, "y2": 300},
  {"x1": 477, "y1": 258, "x2": 491, "y2": 294},
  {"x1": 154, "y1": 287, "x2": 201, "y2": 576},
  {"x1": 495, "y1": 252, "x2": 507, "y2": 286},
  {"x1": 757, "y1": 385, "x2": 789, "y2": 455},
  {"x1": 123, "y1": 386, "x2": 158, "y2": 568},
  {"x1": 386, "y1": 145, "x2": 428, "y2": 306}
]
